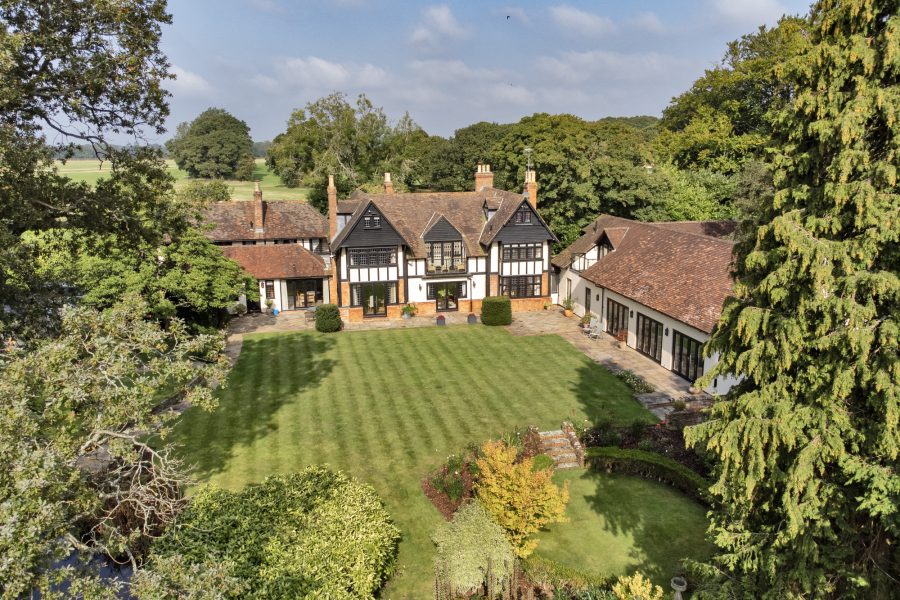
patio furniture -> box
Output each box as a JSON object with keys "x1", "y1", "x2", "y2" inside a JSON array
[
  {"x1": 582, "y1": 317, "x2": 598, "y2": 335},
  {"x1": 588, "y1": 324, "x2": 602, "y2": 340},
  {"x1": 304, "y1": 307, "x2": 317, "y2": 323}
]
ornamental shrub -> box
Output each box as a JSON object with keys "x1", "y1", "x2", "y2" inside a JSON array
[
  {"x1": 475, "y1": 440, "x2": 569, "y2": 557},
  {"x1": 147, "y1": 467, "x2": 400, "y2": 599},
  {"x1": 612, "y1": 572, "x2": 663, "y2": 600},
  {"x1": 433, "y1": 501, "x2": 515, "y2": 599},
  {"x1": 481, "y1": 296, "x2": 512, "y2": 326},
  {"x1": 315, "y1": 303, "x2": 342, "y2": 332}
]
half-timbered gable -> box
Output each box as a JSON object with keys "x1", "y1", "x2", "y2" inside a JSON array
[{"x1": 327, "y1": 165, "x2": 556, "y2": 320}]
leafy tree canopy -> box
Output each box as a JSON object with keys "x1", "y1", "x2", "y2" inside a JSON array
[
  {"x1": 166, "y1": 108, "x2": 255, "y2": 180},
  {"x1": 147, "y1": 468, "x2": 400, "y2": 599},
  {"x1": 686, "y1": 1, "x2": 899, "y2": 596},
  {"x1": 267, "y1": 92, "x2": 429, "y2": 212},
  {"x1": 0, "y1": 298, "x2": 229, "y2": 598},
  {"x1": 489, "y1": 113, "x2": 660, "y2": 247},
  {"x1": 0, "y1": 0, "x2": 180, "y2": 339},
  {"x1": 657, "y1": 16, "x2": 809, "y2": 172}
]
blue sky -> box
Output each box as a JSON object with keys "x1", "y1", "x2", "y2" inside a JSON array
[{"x1": 158, "y1": 0, "x2": 813, "y2": 143}]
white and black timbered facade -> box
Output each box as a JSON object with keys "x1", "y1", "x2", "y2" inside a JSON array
[{"x1": 328, "y1": 166, "x2": 556, "y2": 320}]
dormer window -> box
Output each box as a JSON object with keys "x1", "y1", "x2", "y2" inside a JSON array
[
  {"x1": 363, "y1": 214, "x2": 381, "y2": 229},
  {"x1": 513, "y1": 206, "x2": 532, "y2": 225}
]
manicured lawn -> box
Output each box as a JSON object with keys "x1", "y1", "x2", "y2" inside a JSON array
[
  {"x1": 171, "y1": 326, "x2": 655, "y2": 598},
  {"x1": 534, "y1": 469, "x2": 713, "y2": 586},
  {"x1": 56, "y1": 158, "x2": 309, "y2": 201}
]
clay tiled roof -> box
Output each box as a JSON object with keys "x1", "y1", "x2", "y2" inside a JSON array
[
  {"x1": 334, "y1": 188, "x2": 531, "y2": 257},
  {"x1": 652, "y1": 220, "x2": 736, "y2": 238},
  {"x1": 202, "y1": 200, "x2": 328, "y2": 242},
  {"x1": 221, "y1": 244, "x2": 326, "y2": 279},
  {"x1": 551, "y1": 216, "x2": 634, "y2": 268},
  {"x1": 575, "y1": 215, "x2": 735, "y2": 334}
]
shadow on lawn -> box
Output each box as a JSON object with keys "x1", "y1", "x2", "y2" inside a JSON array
[
  {"x1": 174, "y1": 333, "x2": 336, "y2": 481},
  {"x1": 570, "y1": 359, "x2": 656, "y2": 427},
  {"x1": 574, "y1": 468, "x2": 708, "y2": 585}
]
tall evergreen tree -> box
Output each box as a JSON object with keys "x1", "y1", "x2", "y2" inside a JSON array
[{"x1": 686, "y1": 1, "x2": 899, "y2": 597}]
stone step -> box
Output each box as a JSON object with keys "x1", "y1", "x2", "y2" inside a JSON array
[
  {"x1": 541, "y1": 438, "x2": 570, "y2": 448},
  {"x1": 556, "y1": 461, "x2": 581, "y2": 470},
  {"x1": 539, "y1": 430, "x2": 564, "y2": 437},
  {"x1": 549, "y1": 452, "x2": 577, "y2": 461}
]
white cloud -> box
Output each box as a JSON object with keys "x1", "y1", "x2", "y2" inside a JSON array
[
  {"x1": 710, "y1": 0, "x2": 787, "y2": 27},
  {"x1": 410, "y1": 5, "x2": 469, "y2": 45},
  {"x1": 168, "y1": 65, "x2": 215, "y2": 97},
  {"x1": 630, "y1": 11, "x2": 665, "y2": 33},
  {"x1": 409, "y1": 59, "x2": 501, "y2": 84},
  {"x1": 549, "y1": 5, "x2": 615, "y2": 37},
  {"x1": 271, "y1": 56, "x2": 388, "y2": 90},
  {"x1": 535, "y1": 49, "x2": 688, "y2": 84}
]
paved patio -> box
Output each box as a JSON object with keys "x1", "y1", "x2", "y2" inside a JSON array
[{"x1": 224, "y1": 308, "x2": 703, "y2": 418}]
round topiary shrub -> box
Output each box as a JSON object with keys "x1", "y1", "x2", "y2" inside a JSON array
[
  {"x1": 481, "y1": 296, "x2": 512, "y2": 326},
  {"x1": 146, "y1": 467, "x2": 400, "y2": 599},
  {"x1": 315, "y1": 303, "x2": 342, "y2": 332}
]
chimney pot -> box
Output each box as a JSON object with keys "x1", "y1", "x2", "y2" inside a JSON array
[
  {"x1": 327, "y1": 174, "x2": 338, "y2": 240},
  {"x1": 524, "y1": 169, "x2": 538, "y2": 209},
  {"x1": 475, "y1": 163, "x2": 493, "y2": 191},
  {"x1": 253, "y1": 184, "x2": 264, "y2": 233}
]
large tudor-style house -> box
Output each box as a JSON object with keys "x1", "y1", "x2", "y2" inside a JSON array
[
  {"x1": 551, "y1": 215, "x2": 740, "y2": 395},
  {"x1": 327, "y1": 166, "x2": 556, "y2": 321},
  {"x1": 201, "y1": 166, "x2": 739, "y2": 394}
]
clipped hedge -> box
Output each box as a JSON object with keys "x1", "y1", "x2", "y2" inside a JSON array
[
  {"x1": 586, "y1": 447, "x2": 712, "y2": 505},
  {"x1": 481, "y1": 296, "x2": 512, "y2": 326},
  {"x1": 315, "y1": 303, "x2": 342, "y2": 332},
  {"x1": 147, "y1": 467, "x2": 400, "y2": 599}
]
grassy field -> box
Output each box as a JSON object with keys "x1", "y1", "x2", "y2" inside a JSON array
[
  {"x1": 171, "y1": 326, "x2": 658, "y2": 598},
  {"x1": 55, "y1": 158, "x2": 310, "y2": 201},
  {"x1": 534, "y1": 469, "x2": 712, "y2": 586}
]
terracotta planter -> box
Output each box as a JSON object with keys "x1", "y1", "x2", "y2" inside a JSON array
[{"x1": 563, "y1": 309, "x2": 573, "y2": 317}]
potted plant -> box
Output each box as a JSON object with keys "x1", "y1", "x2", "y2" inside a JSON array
[
  {"x1": 580, "y1": 314, "x2": 592, "y2": 329},
  {"x1": 615, "y1": 329, "x2": 628, "y2": 348},
  {"x1": 436, "y1": 314, "x2": 446, "y2": 326},
  {"x1": 265, "y1": 299, "x2": 274, "y2": 314},
  {"x1": 467, "y1": 312, "x2": 477, "y2": 324},
  {"x1": 401, "y1": 303, "x2": 417, "y2": 319},
  {"x1": 562, "y1": 296, "x2": 574, "y2": 317},
  {"x1": 543, "y1": 301, "x2": 551, "y2": 310}
]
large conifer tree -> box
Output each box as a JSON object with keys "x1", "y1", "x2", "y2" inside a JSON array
[{"x1": 686, "y1": 1, "x2": 898, "y2": 597}]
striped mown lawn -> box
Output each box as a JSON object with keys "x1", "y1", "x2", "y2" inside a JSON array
[{"x1": 172, "y1": 325, "x2": 655, "y2": 598}]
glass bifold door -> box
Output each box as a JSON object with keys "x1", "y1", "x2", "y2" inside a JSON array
[{"x1": 635, "y1": 313, "x2": 663, "y2": 363}]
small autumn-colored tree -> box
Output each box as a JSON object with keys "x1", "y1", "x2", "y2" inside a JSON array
[
  {"x1": 612, "y1": 572, "x2": 664, "y2": 600},
  {"x1": 475, "y1": 440, "x2": 569, "y2": 557}
]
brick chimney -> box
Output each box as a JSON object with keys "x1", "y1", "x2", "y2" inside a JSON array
[
  {"x1": 475, "y1": 164, "x2": 493, "y2": 191},
  {"x1": 253, "y1": 182, "x2": 265, "y2": 233},
  {"x1": 524, "y1": 169, "x2": 537, "y2": 209},
  {"x1": 383, "y1": 172, "x2": 394, "y2": 194},
  {"x1": 327, "y1": 174, "x2": 338, "y2": 240}
]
